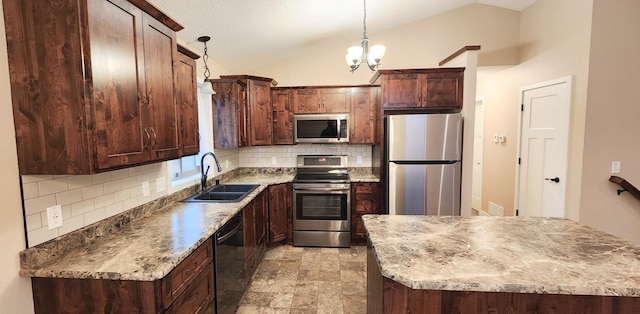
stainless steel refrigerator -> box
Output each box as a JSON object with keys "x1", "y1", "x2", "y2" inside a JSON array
[{"x1": 385, "y1": 113, "x2": 462, "y2": 216}]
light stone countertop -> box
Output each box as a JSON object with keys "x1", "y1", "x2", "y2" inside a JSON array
[
  {"x1": 19, "y1": 173, "x2": 294, "y2": 281},
  {"x1": 363, "y1": 214, "x2": 640, "y2": 297}
]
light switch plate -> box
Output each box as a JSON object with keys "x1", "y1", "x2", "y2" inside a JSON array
[
  {"x1": 612, "y1": 161, "x2": 621, "y2": 174},
  {"x1": 47, "y1": 205, "x2": 63, "y2": 229},
  {"x1": 357, "y1": 156, "x2": 363, "y2": 164}
]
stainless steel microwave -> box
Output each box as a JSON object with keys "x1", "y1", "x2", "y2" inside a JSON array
[{"x1": 294, "y1": 114, "x2": 349, "y2": 143}]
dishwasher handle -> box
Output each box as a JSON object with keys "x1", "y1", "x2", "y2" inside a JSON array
[{"x1": 216, "y1": 218, "x2": 242, "y2": 244}]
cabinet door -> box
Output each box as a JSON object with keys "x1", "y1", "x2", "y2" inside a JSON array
[
  {"x1": 321, "y1": 88, "x2": 350, "y2": 113},
  {"x1": 422, "y1": 70, "x2": 464, "y2": 109},
  {"x1": 255, "y1": 191, "x2": 268, "y2": 259},
  {"x1": 247, "y1": 80, "x2": 273, "y2": 145},
  {"x1": 243, "y1": 198, "x2": 256, "y2": 279},
  {"x1": 293, "y1": 89, "x2": 321, "y2": 113},
  {"x1": 268, "y1": 184, "x2": 291, "y2": 244},
  {"x1": 350, "y1": 87, "x2": 377, "y2": 144},
  {"x1": 381, "y1": 73, "x2": 421, "y2": 109},
  {"x1": 142, "y1": 14, "x2": 179, "y2": 161},
  {"x1": 271, "y1": 90, "x2": 294, "y2": 145},
  {"x1": 351, "y1": 182, "x2": 380, "y2": 243},
  {"x1": 90, "y1": 0, "x2": 149, "y2": 169},
  {"x1": 211, "y1": 81, "x2": 240, "y2": 149},
  {"x1": 237, "y1": 83, "x2": 249, "y2": 147},
  {"x1": 176, "y1": 52, "x2": 200, "y2": 156}
]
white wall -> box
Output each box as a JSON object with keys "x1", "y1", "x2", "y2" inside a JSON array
[
  {"x1": 476, "y1": 0, "x2": 593, "y2": 219},
  {"x1": 579, "y1": 0, "x2": 640, "y2": 243},
  {"x1": 0, "y1": 1, "x2": 35, "y2": 311},
  {"x1": 251, "y1": 4, "x2": 520, "y2": 86}
]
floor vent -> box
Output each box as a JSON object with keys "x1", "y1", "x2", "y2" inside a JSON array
[{"x1": 488, "y1": 202, "x2": 505, "y2": 216}]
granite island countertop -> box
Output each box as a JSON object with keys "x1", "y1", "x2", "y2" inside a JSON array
[
  {"x1": 363, "y1": 215, "x2": 640, "y2": 297},
  {"x1": 19, "y1": 173, "x2": 294, "y2": 281}
]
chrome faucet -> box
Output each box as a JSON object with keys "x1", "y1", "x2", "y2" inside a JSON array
[{"x1": 200, "y1": 152, "x2": 222, "y2": 191}]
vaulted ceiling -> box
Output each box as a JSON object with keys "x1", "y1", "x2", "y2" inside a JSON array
[{"x1": 148, "y1": 0, "x2": 537, "y2": 73}]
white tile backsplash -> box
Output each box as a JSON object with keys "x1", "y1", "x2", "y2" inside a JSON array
[
  {"x1": 239, "y1": 144, "x2": 372, "y2": 167},
  {"x1": 23, "y1": 161, "x2": 172, "y2": 247},
  {"x1": 22, "y1": 143, "x2": 371, "y2": 247}
]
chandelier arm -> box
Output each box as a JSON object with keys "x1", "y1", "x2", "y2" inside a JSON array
[{"x1": 347, "y1": 0, "x2": 383, "y2": 73}]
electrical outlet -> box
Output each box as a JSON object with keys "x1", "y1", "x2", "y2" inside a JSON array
[
  {"x1": 271, "y1": 156, "x2": 277, "y2": 165},
  {"x1": 156, "y1": 177, "x2": 166, "y2": 192},
  {"x1": 47, "y1": 205, "x2": 63, "y2": 229},
  {"x1": 357, "y1": 156, "x2": 363, "y2": 164},
  {"x1": 142, "y1": 181, "x2": 150, "y2": 197}
]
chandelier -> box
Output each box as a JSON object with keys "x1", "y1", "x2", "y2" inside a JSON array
[
  {"x1": 198, "y1": 36, "x2": 215, "y2": 94},
  {"x1": 345, "y1": 0, "x2": 386, "y2": 72}
]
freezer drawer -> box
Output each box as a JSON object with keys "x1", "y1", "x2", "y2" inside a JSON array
[
  {"x1": 388, "y1": 162, "x2": 461, "y2": 216},
  {"x1": 387, "y1": 113, "x2": 462, "y2": 162}
]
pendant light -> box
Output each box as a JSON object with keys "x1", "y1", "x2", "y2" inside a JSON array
[
  {"x1": 345, "y1": 0, "x2": 386, "y2": 72},
  {"x1": 198, "y1": 36, "x2": 216, "y2": 95}
]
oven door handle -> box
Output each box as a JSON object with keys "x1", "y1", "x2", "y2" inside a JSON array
[{"x1": 293, "y1": 188, "x2": 349, "y2": 192}]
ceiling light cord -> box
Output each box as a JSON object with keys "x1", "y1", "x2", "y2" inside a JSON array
[
  {"x1": 198, "y1": 36, "x2": 215, "y2": 95},
  {"x1": 202, "y1": 42, "x2": 211, "y2": 80}
]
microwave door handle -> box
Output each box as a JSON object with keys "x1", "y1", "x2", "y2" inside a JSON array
[{"x1": 336, "y1": 119, "x2": 341, "y2": 140}]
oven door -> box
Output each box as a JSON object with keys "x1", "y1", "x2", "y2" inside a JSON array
[{"x1": 293, "y1": 183, "x2": 350, "y2": 232}]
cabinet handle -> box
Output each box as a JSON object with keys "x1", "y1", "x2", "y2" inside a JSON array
[
  {"x1": 143, "y1": 128, "x2": 151, "y2": 149},
  {"x1": 150, "y1": 128, "x2": 158, "y2": 149}
]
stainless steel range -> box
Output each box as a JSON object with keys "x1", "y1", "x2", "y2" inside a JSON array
[{"x1": 293, "y1": 155, "x2": 351, "y2": 248}]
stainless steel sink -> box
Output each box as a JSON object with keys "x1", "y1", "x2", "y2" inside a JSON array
[{"x1": 183, "y1": 184, "x2": 260, "y2": 203}]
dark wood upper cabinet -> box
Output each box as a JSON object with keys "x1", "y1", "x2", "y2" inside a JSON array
[
  {"x1": 372, "y1": 68, "x2": 464, "y2": 111},
  {"x1": 210, "y1": 79, "x2": 246, "y2": 149},
  {"x1": 248, "y1": 79, "x2": 273, "y2": 146},
  {"x1": 176, "y1": 46, "x2": 200, "y2": 156},
  {"x1": 293, "y1": 87, "x2": 351, "y2": 114},
  {"x1": 349, "y1": 87, "x2": 378, "y2": 144},
  {"x1": 271, "y1": 89, "x2": 294, "y2": 145},
  {"x1": 3, "y1": 0, "x2": 184, "y2": 174},
  {"x1": 220, "y1": 75, "x2": 276, "y2": 146},
  {"x1": 141, "y1": 14, "x2": 180, "y2": 161}
]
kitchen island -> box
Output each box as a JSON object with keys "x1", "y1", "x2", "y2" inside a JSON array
[{"x1": 363, "y1": 215, "x2": 640, "y2": 313}]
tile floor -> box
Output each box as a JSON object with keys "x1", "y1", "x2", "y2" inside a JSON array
[{"x1": 236, "y1": 244, "x2": 368, "y2": 313}]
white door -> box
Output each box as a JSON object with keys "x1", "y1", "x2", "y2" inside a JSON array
[
  {"x1": 471, "y1": 98, "x2": 484, "y2": 211},
  {"x1": 516, "y1": 77, "x2": 572, "y2": 217}
]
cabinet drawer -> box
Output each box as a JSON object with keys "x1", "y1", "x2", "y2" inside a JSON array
[
  {"x1": 353, "y1": 184, "x2": 374, "y2": 194},
  {"x1": 355, "y1": 199, "x2": 377, "y2": 213},
  {"x1": 162, "y1": 238, "x2": 214, "y2": 307},
  {"x1": 165, "y1": 262, "x2": 215, "y2": 314}
]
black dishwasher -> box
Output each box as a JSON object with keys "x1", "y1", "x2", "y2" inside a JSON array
[{"x1": 214, "y1": 211, "x2": 245, "y2": 314}]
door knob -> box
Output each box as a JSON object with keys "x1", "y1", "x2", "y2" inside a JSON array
[{"x1": 545, "y1": 177, "x2": 560, "y2": 183}]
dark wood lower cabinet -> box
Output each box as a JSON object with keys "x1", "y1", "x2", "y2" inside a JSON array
[
  {"x1": 244, "y1": 189, "x2": 268, "y2": 284},
  {"x1": 351, "y1": 182, "x2": 381, "y2": 243},
  {"x1": 367, "y1": 244, "x2": 640, "y2": 314},
  {"x1": 31, "y1": 238, "x2": 214, "y2": 313},
  {"x1": 268, "y1": 183, "x2": 292, "y2": 244}
]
